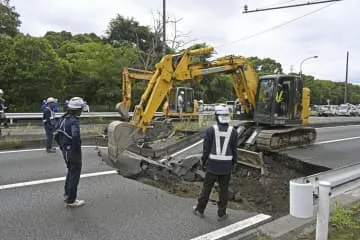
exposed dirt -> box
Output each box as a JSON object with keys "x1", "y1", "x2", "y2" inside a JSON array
[{"x1": 137, "y1": 153, "x2": 327, "y2": 218}]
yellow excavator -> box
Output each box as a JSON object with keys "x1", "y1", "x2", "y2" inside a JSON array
[
  {"x1": 117, "y1": 67, "x2": 200, "y2": 120},
  {"x1": 102, "y1": 46, "x2": 316, "y2": 177}
]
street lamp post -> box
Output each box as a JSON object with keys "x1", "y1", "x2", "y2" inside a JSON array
[{"x1": 299, "y1": 56, "x2": 318, "y2": 78}]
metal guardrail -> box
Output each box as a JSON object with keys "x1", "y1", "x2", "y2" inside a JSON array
[
  {"x1": 290, "y1": 163, "x2": 360, "y2": 240},
  {"x1": 4, "y1": 112, "x2": 163, "y2": 124}
]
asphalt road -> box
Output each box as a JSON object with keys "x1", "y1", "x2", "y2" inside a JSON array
[
  {"x1": 0, "y1": 148, "x2": 260, "y2": 240},
  {"x1": 282, "y1": 125, "x2": 360, "y2": 169}
]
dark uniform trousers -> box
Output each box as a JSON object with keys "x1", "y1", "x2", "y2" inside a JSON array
[
  {"x1": 62, "y1": 146, "x2": 82, "y2": 203},
  {"x1": 45, "y1": 126, "x2": 54, "y2": 150},
  {"x1": 196, "y1": 172, "x2": 231, "y2": 217}
]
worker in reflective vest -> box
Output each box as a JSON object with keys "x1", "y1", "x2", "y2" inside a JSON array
[{"x1": 193, "y1": 105, "x2": 238, "y2": 221}]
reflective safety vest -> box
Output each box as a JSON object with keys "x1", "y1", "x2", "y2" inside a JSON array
[
  {"x1": 209, "y1": 124, "x2": 234, "y2": 161},
  {"x1": 275, "y1": 90, "x2": 283, "y2": 103},
  {"x1": 43, "y1": 107, "x2": 55, "y2": 124}
]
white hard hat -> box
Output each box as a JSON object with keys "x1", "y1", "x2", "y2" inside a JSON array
[
  {"x1": 0, "y1": 89, "x2": 3, "y2": 95},
  {"x1": 180, "y1": 91, "x2": 184, "y2": 94},
  {"x1": 67, "y1": 97, "x2": 85, "y2": 110},
  {"x1": 46, "y1": 97, "x2": 56, "y2": 103},
  {"x1": 198, "y1": 100, "x2": 204, "y2": 104},
  {"x1": 214, "y1": 105, "x2": 230, "y2": 124}
]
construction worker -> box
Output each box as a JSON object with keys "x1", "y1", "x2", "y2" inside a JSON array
[
  {"x1": 54, "y1": 97, "x2": 85, "y2": 208},
  {"x1": 0, "y1": 89, "x2": 7, "y2": 136},
  {"x1": 41, "y1": 99, "x2": 47, "y2": 112},
  {"x1": 193, "y1": 105, "x2": 238, "y2": 221},
  {"x1": 63, "y1": 100, "x2": 69, "y2": 112},
  {"x1": 275, "y1": 84, "x2": 284, "y2": 116},
  {"x1": 178, "y1": 91, "x2": 184, "y2": 120},
  {"x1": 43, "y1": 97, "x2": 56, "y2": 153}
]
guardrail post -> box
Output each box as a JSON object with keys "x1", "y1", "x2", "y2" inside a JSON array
[
  {"x1": 316, "y1": 181, "x2": 331, "y2": 240},
  {"x1": 198, "y1": 113, "x2": 202, "y2": 127}
]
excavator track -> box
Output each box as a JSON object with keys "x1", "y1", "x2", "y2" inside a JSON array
[{"x1": 255, "y1": 126, "x2": 317, "y2": 151}]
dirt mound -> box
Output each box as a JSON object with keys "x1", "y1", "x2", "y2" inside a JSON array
[{"x1": 137, "y1": 153, "x2": 325, "y2": 218}]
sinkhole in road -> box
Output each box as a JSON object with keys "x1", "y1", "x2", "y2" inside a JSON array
[{"x1": 135, "y1": 153, "x2": 329, "y2": 218}]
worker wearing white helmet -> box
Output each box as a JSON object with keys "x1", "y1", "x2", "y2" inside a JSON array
[
  {"x1": 42, "y1": 97, "x2": 56, "y2": 153},
  {"x1": 54, "y1": 97, "x2": 86, "y2": 208},
  {"x1": 177, "y1": 90, "x2": 185, "y2": 120},
  {"x1": 193, "y1": 104, "x2": 238, "y2": 221}
]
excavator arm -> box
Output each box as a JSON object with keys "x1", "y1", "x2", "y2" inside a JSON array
[
  {"x1": 117, "y1": 67, "x2": 153, "y2": 120},
  {"x1": 131, "y1": 46, "x2": 259, "y2": 132}
]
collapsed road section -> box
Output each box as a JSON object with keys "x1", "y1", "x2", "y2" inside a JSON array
[{"x1": 97, "y1": 122, "x2": 328, "y2": 219}]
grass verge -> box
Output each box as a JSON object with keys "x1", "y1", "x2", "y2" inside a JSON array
[
  {"x1": 0, "y1": 138, "x2": 23, "y2": 150},
  {"x1": 296, "y1": 201, "x2": 360, "y2": 240},
  {"x1": 172, "y1": 120, "x2": 208, "y2": 131}
]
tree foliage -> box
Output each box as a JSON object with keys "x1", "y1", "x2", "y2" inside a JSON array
[
  {"x1": 105, "y1": 14, "x2": 162, "y2": 70},
  {"x1": 0, "y1": 0, "x2": 21, "y2": 37},
  {"x1": 0, "y1": 3, "x2": 359, "y2": 112}
]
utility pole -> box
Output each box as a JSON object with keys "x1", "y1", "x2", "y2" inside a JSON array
[
  {"x1": 344, "y1": 51, "x2": 349, "y2": 103},
  {"x1": 243, "y1": 0, "x2": 342, "y2": 13},
  {"x1": 162, "y1": 0, "x2": 166, "y2": 55}
]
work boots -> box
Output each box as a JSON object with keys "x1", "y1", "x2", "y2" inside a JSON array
[{"x1": 65, "y1": 199, "x2": 85, "y2": 208}]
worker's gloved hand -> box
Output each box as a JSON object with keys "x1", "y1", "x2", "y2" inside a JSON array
[{"x1": 198, "y1": 159, "x2": 207, "y2": 171}]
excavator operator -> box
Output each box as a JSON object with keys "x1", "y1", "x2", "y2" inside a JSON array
[
  {"x1": 177, "y1": 91, "x2": 184, "y2": 120},
  {"x1": 275, "y1": 84, "x2": 284, "y2": 116},
  {"x1": 193, "y1": 105, "x2": 238, "y2": 221}
]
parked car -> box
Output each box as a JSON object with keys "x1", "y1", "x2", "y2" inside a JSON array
[
  {"x1": 318, "y1": 105, "x2": 338, "y2": 117},
  {"x1": 337, "y1": 103, "x2": 359, "y2": 116}
]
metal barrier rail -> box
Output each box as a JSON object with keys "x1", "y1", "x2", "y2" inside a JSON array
[
  {"x1": 4, "y1": 112, "x2": 163, "y2": 124},
  {"x1": 290, "y1": 163, "x2": 360, "y2": 240}
]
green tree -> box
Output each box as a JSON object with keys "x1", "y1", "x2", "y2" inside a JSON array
[
  {"x1": 0, "y1": 0, "x2": 21, "y2": 37},
  {"x1": 105, "y1": 14, "x2": 162, "y2": 70},
  {"x1": 248, "y1": 57, "x2": 283, "y2": 76},
  {"x1": 64, "y1": 42, "x2": 140, "y2": 106},
  {"x1": 3, "y1": 35, "x2": 69, "y2": 111}
]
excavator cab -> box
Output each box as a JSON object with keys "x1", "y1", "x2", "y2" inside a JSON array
[
  {"x1": 165, "y1": 87, "x2": 197, "y2": 118},
  {"x1": 254, "y1": 75, "x2": 304, "y2": 126}
]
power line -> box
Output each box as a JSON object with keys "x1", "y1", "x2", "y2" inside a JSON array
[
  {"x1": 262, "y1": 0, "x2": 298, "y2": 9},
  {"x1": 243, "y1": 0, "x2": 342, "y2": 13},
  {"x1": 216, "y1": 2, "x2": 337, "y2": 49}
]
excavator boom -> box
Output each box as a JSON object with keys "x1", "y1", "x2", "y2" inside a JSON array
[{"x1": 131, "y1": 47, "x2": 259, "y2": 131}]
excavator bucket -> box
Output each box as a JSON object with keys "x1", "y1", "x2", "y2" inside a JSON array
[
  {"x1": 115, "y1": 102, "x2": 129, "y2": 121},
  {"x1": 105, "y1": 121, "x2": 145, "y2": 176}
]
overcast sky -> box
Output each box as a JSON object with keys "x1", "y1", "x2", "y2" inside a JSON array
[{"x1": 11, "y1": 0, "x2": 359, "y2": 83}]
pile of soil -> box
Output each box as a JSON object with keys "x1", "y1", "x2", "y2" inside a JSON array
[
  {"x1": 137, "y1": 153, "x2": 325, "y2": 218},
  {"x1": 228, "y1": 155, "x2": 305, "y2": 217}
]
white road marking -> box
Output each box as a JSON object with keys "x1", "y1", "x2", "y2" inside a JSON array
[
  {"x1": 0, "y1": 145, "x2": 106, "y2": 155},
  {"x1": 0, "y1": 170, "x2": 117, "y2": 190},
  {"x1": 315, "y1": 124, "x2": 360, "y2": 130},
  {"x1": 315, "y1": 136, "x2": 360, "y2": 145},
  {"x1": 1, "y1": 133, "x2": 360, "y2": 155},
  {"x1": 189, "y1": 214, "x2": 271, "y2": 240}
]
